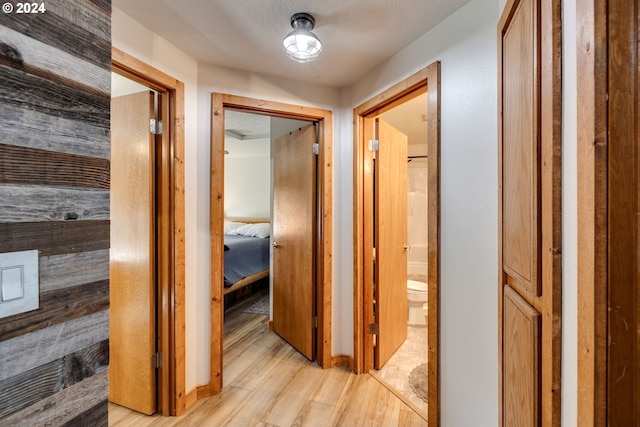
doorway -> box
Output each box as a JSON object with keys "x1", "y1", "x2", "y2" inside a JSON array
[
  {"x1": 209, "y1": 94, "x2": 333, "y2": 395},
  {"x1": 353, "y1": 62, "x2": 440, "y2": 424},
  {"x1": 221, "y1": 111, "x2": 318, "y2": 362},
  {"x1": 109, "y1": 48, "x2": 186, "y2": 416}
]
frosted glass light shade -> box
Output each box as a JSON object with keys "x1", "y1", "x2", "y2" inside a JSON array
[{"x1": 283, "y1": 13, "x2": 322, "y2": 63}]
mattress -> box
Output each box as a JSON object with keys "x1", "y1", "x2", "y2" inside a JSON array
[{"x1": 223, "y1": 234, "x2": 270, "y2": 286}]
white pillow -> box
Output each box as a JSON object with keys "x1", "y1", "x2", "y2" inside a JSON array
[
  {"x1": 235, "y1": 222, "x2": 270, "y2": 238},
  {"x1": 224, "y1": 221, "x2": 246, "y2": 234}
]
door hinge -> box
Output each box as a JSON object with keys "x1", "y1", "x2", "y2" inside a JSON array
[
  {"x1": 312, "y1": 143, "x2": 319, "y2": 155},
  {"x1": 368, "y1": 139, "x2": 379, "y2": 152},
  {"x1": 151, "y1": 352, "x2": 163, "y2": 368},
  {"x1": 368, "y1": 323, "x2": 379, "y2": 335},
  {"x1": 150, "y1": 119, "x2": 163, "y2": 135},
  {"x1": 313, "y1": 316, "x2": 318, "y2": 328}
]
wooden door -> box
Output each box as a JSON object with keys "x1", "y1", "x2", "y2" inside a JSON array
[
  {"x1": 498, "y1": 0, "x2": 561, "y2": 425},
  {"x1": 272, "y1": 124, "x2": 317, "y2": 360},
  {"x1": 374, "y1": 118, "x2": 408, "y2": 369},
  {"x1": 109, "y1": 91, "x2": 157, "y2": 415}
]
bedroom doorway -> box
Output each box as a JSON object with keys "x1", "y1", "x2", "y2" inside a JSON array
[
  {"x1": 353, "y1": 62, "x2": 440, "y2": 424},
  {"x1": 209, "y1": 94, "x2": 333, "y2": 395},
  {"x1": 221, "y1": 113, "x2": 317, "y2": 358}
]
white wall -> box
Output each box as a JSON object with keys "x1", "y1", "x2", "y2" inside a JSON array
[
  {"x1": 340, "y1": 0, "x2": 501, "y2": 424},
  {"x1": 111, "y1": 7, "x2": 201, "y2": 392},
  {"x1": 224, "y1": 156, "x2": 271, "y2": 218}
]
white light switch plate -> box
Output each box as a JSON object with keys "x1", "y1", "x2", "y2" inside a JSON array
[{"x1": 0, "y1": 250, "x2": 39, "y2": 318}]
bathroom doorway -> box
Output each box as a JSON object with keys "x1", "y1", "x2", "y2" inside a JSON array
[
  {"x1": 372, "y1": 95, "x2": 429, "y2": 415},
  {"x1": 353, "y1": 62, "x2": 440, "y2": 424}
]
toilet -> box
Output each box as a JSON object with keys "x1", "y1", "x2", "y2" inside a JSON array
[{"x1": 407, "y1": 279, "x2": 428, "y2": 326}]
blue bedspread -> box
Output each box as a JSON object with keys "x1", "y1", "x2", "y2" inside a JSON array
[{"x1": 224, "y1": 234, "x2": 270, "y2": 286}]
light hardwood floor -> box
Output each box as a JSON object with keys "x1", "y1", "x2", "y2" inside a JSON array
[{"x1": 109, "y1": 309, "x2": 428, "y2": 426}]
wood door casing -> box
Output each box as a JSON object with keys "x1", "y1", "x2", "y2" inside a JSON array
[
  {"x1": 374, "y1": 118, "x2": 408, "y2": 369},
  {"x1": 498, "y1": 0, "x2": 562, "y2": 425},
  {"x1": 354, "y1": 64, "x2": 440, "y2": 424},
  {"x1": 272, "y1": 124, "x2": 317, "y2": 360},
  {"x1": 109, "y1": 91, "x2": 156, "y2": 415}
]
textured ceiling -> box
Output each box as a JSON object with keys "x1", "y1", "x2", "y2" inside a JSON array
[{"x1": 113, "y1": 0, "x2": 470, "y2": 87}]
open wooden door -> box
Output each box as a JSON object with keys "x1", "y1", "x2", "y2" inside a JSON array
[
  {"x1": 498, "y1": 0, "x2": 561, "y2": 425},
  {"x1": 272, "y1": 124, "x2": 317, "y2": 360},
  {"x1": 109, "y1": 91, "x2": 157, "y2": 415},
  {"x1": 374, "y1": 118, "x2": 408, "y2": 369}
]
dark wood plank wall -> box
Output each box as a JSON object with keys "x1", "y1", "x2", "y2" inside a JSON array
[{"x1": 0, "y1": 0, "x2": 111, "y2": 425}]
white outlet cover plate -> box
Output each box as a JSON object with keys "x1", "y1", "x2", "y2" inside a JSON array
[{"x1": 0, "y1": 249, "x2": 39, "y2": 318}]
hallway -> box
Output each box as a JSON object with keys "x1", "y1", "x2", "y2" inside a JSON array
[{"x1": 109, "y1": 310, "x2": 427, "y2": 426}]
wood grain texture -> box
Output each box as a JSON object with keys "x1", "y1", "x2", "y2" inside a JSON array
[
  {"x1": 63, "y1": 401, "x2": 108, "y2": 427},
  {"x1": 272, "y1": 124, "x2": 316, "y2": 360},
  {"x1": 0, "y1": 220, "x2": 110, "y2": 256},
  {"x1": 539, "y1": 0, "x2": 563, "y2": 425},
  {"x1": 0, "y1": 369, "x2": 108, "y2": 427},
  {"x1": 501, "y1": 0, "x2": 540, "y2": 297},
  {"x1": 0, "y1": 9, "x2": 111, "y2": 69},
  {"x1": 425, "y1": 61, "x2": 441, "y2": 426},
  {"x1": 0, "y1": 64, "x2": 109, "y2": 127},
  {"x1": 0, "y1": 185, "x2": 109, "y2": 222},
  {"x1": 605, "y1": 0, "x2": 640, "y2": 424},
  {"x1": 0, "y1": 310, "x2": 109, "y2": 382},
  {"x1": 576, "y1": 0, "x2": 612, "y2": 425},
  {"x1": 210, "y1": 92, "x2": 226, "y2": 395},
  {"x1": 0, "y1": 0, "x2": 111, "y2": 424},
  {"x1": 0, "y1": 280, "x2": 108, "y2": 341},
  {"x1": 87, "y1": 0, "x2": 110, "y2": 14},
  {"x1": 39, "y1": 249, "x2": 109, "y2": 293},
  {"x1": 0, "y1": 340, "x2": 108, "y2": 419},
  {"x1": 0, "y1": 103, "x2": 110, "y2": 159},
  {"x1": 374, "y1": 118, "x2": 408, "y2": 368},
  {"x1": 112, "y1": 46, "x2": 187, "y2": 416},
  {"x1": 110, "y1": 311, "x2": 426, "y2": 427},
  {"x1": 0, "y1": 143, "x2": 109, "y2": 188},
  {"x1": 109, "y1": 91, "x2": 156, "y2": 415},
  {"x1": 43, "y1": 0, "x2": 110, "y2": 40},
  {"x1": 316, "y1": 110, "x2": 333, "y2": 370},
  {"x1": 0, "y1": 25, "x2": 110, "y2": 93},
  {"x1": 503, "y1": 285, "x2": 540, "y2": 427},
  {"x1": 498, "y1": 1, "x2": 562, "y2": 426}
]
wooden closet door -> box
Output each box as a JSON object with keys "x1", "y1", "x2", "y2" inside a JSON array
[{"x1": 498, "y1": 0, "x2": 561, "y2": 425}]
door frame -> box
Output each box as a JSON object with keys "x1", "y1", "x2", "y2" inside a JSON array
[
  {"x1": 208, "y1": 94, "x2": 333, "y2": 394},
  {"x1": 577, "y1": 0, "x2": 639, "y2": 423},
  {"x1": 111, "y1": 47, "x2": 187, "y2": 416},
  {"x1": 353, "y1": 62, "x2": 440, "y2": 424}
]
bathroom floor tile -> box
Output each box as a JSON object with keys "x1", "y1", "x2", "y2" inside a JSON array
[{"x1": 375, "y1": 325, "x2": 428, "y2": 414}]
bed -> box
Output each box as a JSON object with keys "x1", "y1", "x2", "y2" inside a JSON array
[{"x1": 223, "y1": 218, "x2": 271, "y2": 295}]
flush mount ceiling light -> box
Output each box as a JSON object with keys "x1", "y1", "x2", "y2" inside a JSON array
[{"x1": 283, "y1": 12, "x2": 322, "y2": 63}]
